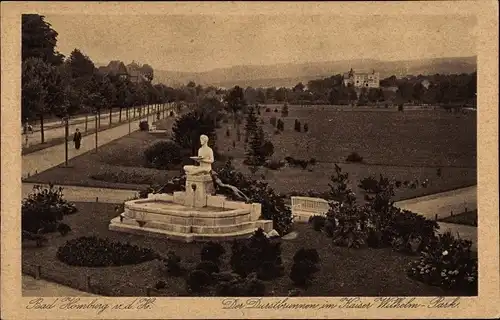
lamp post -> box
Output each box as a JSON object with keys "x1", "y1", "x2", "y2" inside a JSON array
[{"x1": 64, "y1": 115, "x2": 69, "y2": 166}]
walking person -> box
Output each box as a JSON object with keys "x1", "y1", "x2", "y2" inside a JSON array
[{"x1": 73, "y1": 128, "x2": 82, "y2": 150}]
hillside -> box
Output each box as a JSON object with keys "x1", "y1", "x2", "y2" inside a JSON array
[{"x1": 108, "y1": 56, "x2": 477, "y2": 88}]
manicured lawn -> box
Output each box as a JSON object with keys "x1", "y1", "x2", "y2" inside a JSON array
[
  {"x1": 439, "y1": 209, "x2": 478, "y2": 227},
  {"x1": 23, "y1": 202, "x2": 463, "y2": 297},
  {"x1": 25, "y1": 107, "x2": 477, "y2": 202}
]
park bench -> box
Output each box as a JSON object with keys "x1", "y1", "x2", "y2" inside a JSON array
[{"x1": 291, "y1": 196, "x2": 331, "y2": 223}]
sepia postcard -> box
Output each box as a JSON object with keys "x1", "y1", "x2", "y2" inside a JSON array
[{"x1": 1, "y1": 1, "x2": 499, "y2": 319}]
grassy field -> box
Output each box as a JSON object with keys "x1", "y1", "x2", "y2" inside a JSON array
[
  {"x1": 439, "y1": 209, "x2": 478, "y2": 227},
  {"x1": 25, "y1": 106, "x2": 476, "y2": 202},
  {"x1": 23, "y1": 202, "x2": 465, "y2": 297},
  {"x1": 255, "y1": 105, "x2": 476, "y2": 167}
]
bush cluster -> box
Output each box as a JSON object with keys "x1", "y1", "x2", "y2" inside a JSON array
[
  {"x1": 276, "y1": 119, "x2": 284, "y2": 131},
  {"x1": 57, "y1": 236, "x2": 160, "y2": 267},
  {"x1": 200, "y1": 241, "x2": 226, "y2": 264},
  {"x1": 230, "y1": 228, "x2": 284, "y2": 280},
  {"x1": 215, "y1": 272, "x2": 266, "y2": 296},
  {"x1": 165, "y1": 251, "x2": 185, "y2": 276},
  {"x1": 345, "y1": 152, "x2": 363, "y2": 163},
  {"x1": 407, "y1": 231, "x2": 478, "y2": 295},
  {"x1": 22, "y1": 184, "x2": 77, "y2": 235},
  {"x1": 313, "y1": 165, "x2": 439, "y2": 253},
  {"x1": 290, "y1": 248, "x2": 321, "y2": 287},
  {"x1": 284, "y1": 156, "x2": 316, "y2": 170},
  {"x1": 144, "y1": 140, "x2": 183, "y2": 170}
]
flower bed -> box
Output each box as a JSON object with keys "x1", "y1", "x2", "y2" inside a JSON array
[
  {"x1": 407, "y1": 231, "x2": 478, "y2": 295},
  {"x1": 57, "y1": 236, "x2": 161, "y2": 267}
]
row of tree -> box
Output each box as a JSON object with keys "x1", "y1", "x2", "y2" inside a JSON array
[
  {"x1": 238, "y1": 71, "x2": 476, "y2": 106},
  {"x1": 22, "y1": 14, "x2": 188, "y2": 143}
]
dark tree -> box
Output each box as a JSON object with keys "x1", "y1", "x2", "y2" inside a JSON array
[
  {"x1": 244, "y1": 106, "x2": 259, "y2": 141},
  {"x1": 22, "y1": 14, "x2": 64, "y2": 65},
  {"x1": 224, "y1": 86, "x2": 247, "y2": 127},
  {"x1": 172, "y1": 110, "x2": 217, "y2": 155}
]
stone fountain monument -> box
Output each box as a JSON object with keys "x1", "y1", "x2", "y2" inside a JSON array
[{"x1": 109, "y1": 135, "x2": 273, "y2": 242}]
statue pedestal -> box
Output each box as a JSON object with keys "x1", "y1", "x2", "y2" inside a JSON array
[{"x1": 184, "y1": 173, "x2": 215, "y2": 207}]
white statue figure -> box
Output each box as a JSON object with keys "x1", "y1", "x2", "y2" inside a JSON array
[{"x1": 183, "y1": 135, "x2": 214, "y2": 176}]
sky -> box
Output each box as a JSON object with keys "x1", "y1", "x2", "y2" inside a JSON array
[{"x1": 44, "y1": 14, "x2": 477, "y2": 73}]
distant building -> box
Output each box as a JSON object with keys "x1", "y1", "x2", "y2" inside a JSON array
[
  {"x1": 126, "y1": 61, "x2": 149, "y2": 84},
  {"x1": 421, "y1": 79, "x2": 431, "y2": 89},
  {"x1": 98, "y1": 60, "x2": 129, "y2": 80},
  {"x1": 343, "y1": 68, "x2": 380, "y2": 88}
]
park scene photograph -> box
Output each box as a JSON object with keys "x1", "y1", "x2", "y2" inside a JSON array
[{"x1": 20, "y1": 12, "x2": 478, "y2": 298}]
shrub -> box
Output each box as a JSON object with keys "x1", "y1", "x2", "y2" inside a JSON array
[
  {"x1": 284, "y1": 156, "x2": 309, "y2": 170},
  {"x1": 56, "y1": 236, "x2": 159, "y2": 267},
  {"x1": 358, "y1": 176, "x2": 379, "y2": 193},
  {"x1": 294, "y1": 119, "x2": 301, "y2": 132},
  {"x1": 398, "y1": 104, "x2": 404, "y2": 112},
  {"x1": 276, "y1": 119, "x2": 284, "y2": 131},
  {"x1": 265, "y1": 108, "x2": 271, "y2": 112},
  {"x1": 346, "y1": 152, "x2": 363, "y2": 163},
  {"x1": 270, "y1": 116, "x2": 277, "y2": 127},
  {"x1": 200, "y1": 242, "x2": 226, "y2": 264},
  {"x1": 22, "y1": 184, "x2": 77, "y2": 234},
  {"x1": 309, "y1": 215, "x2": 326, "y2": 231},
  {"x1": 186, "y1": 269, "x2": 212, "y2": 294},
  {"x1": 169, "y1": 111, "x2": 174, "y2": 117},
  {"x1": 323, "y1": 165, "x2": 368, "y2": 248},
  {"x1": 303, "y1": 123, "x2": 309, "y2": 132},
  {"x1": 407, "y1": 231, "x2": 477, "y2": 295},
  {"x1": 155, "y1": 280, "x2": 167, "y2": 290},
  {"x1": 230, "y1": 229, "x2": 284, "y2": 279},
  {"x1": 144, "y1": 140, "x2": 182, "y2": 170},
  {"x1": 216, "y1": 160, "x2": 293, "y2": 234},
  {"x1": 139, "y1": 121, "x2": 149, "y2": 131},
  {"x1": 195, "y1": 261, "x2": 220, "y2": 275},
  {"x1": 293, "y1": 248, "x2": 320, "y2": 265},
  {"x1": 274, "y1": 108, "x2": 278, "y2": 112},
  {"x1": 363, "y1": 177, "x2": 438, "y2": 253},
  {"x1": 166, "y1": 251, "x2": 185, "y2": 276},
  {"x1": 226, "y1": 129, "x2": 230, "y2": 137},
  {"x1": 215, "y1": 273, "x2": 266, "y2": 296},
  {"x1": 57, "y1": 223, "x2": 71, "y2": 236},
  {"x1": 309, "y1": 158, "x2": 317, "y2": 165},
  {"x1": 290, "y1": 248, "x2": 321, "y2": 287}
]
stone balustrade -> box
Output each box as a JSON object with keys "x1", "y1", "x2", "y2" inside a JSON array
[{"x1": 291, "y1": 196, "x2": 332, "y2": 223}]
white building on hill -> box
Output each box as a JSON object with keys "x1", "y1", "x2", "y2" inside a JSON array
[{"x1": 343, "y1": 68, "x2": 380, "y2": 88}]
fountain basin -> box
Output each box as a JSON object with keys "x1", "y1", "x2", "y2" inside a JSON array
[{"x1": 109, "y1": 192, "x2": 273, "y2": 242}]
